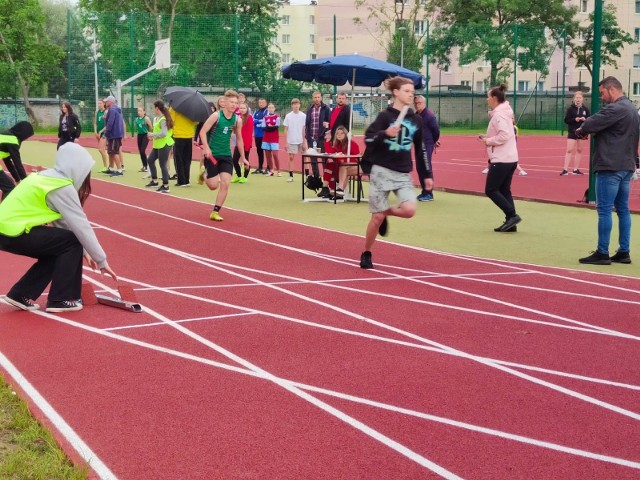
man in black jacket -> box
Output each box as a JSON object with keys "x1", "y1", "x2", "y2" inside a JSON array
[
  {"x1": 0, "y1": 121, "x2": 34, "y2": 200},
  {"x1": 576, "y1": 76, "x2": 639, "y2": 265},
  {"x1": 325, "y1": 92, "x2": 351, "y2": 143}
]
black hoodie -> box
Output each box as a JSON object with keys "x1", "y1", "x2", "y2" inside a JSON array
[
  {"x1": 0, "y1": 121, "x2": 34, "y2": 181},
  {"x1": 362, "y1": 106, "x2": 431, "y2": 177}
]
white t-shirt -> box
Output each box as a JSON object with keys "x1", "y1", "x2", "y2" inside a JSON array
[{"x1": 284, "y1": 111, "x2": 306, "y2": 144}]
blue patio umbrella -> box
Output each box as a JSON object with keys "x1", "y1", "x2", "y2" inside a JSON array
[
  {"x1": 281, "y1": 54, "x2": 426, "y2": 89},
  {"x1": 282, "y1": 55, "x2": 426, "y2": 153}
]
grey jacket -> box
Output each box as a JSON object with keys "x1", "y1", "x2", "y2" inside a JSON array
[
  {"x1": 40, "y1": 143, "x2": 108, "y2": 268},
  {"x1": 578, "y1": 96, "x2": 639, "y2": 172}
]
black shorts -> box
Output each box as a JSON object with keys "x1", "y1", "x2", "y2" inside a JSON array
[
  {"x1": 205, "y1": 155, "x2": 233, "y2": 177},
  {"x1": 107, "y1": 137, "x2": 122, "y2": 155}
]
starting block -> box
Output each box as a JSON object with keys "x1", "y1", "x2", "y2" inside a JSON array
[{"x1": 81, "y1": 282, "x2": 143, "y2": 313}]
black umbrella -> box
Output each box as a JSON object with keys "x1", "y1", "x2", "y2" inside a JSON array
[{"x1": 163, "y1": 86, "x2": 211, "y2": 122}]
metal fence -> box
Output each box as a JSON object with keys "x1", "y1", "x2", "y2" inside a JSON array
[{"x1": 3, "y1": 11, "x2": 639, "y2": 132}]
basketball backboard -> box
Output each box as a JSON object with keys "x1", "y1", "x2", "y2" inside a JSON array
[{"x1": 155, "y1": 39, "x2": 171, "y2": 70}]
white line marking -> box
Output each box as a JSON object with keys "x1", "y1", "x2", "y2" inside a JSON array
[{"x1": 0, "y1": 351, "x2": 119, "y2": 480}]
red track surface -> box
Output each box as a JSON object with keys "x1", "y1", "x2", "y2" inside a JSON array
[
  {"x1": 1, "y1": 179, "x2": 639, "y2": 479},
  {"x1": 35, "y1": 133, "x2": 640, "y2": 212}
]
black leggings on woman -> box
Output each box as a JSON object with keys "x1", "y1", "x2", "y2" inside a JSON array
[
  {"x1": 485, "y1": 162, "x2": 518, "y2": 218},
  {"x1": 137, "y1": 134, "x2": 149, "y2": 169},
  {"x1": 232, "y1": 147, "x2": 251, "y2": 178}
]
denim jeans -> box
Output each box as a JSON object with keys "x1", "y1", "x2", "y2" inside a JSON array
[{"x1": 595, "y1": 170, "x2": 633, "y2": 254}]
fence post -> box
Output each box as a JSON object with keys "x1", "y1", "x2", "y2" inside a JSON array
[
  {"x1": 587, "y1": 0, "x2": 604, "y2": 203},
  {"x1": 425, "y1": 20, "x2": 430, "y2": 109},
  {"x1": 561, "y1": 28, "x2": 566, "y2": 135},
  {"x1": 130, "y1": 10, "x2": 135, "y2": 135},
  {"x1": 234, "y1": 14, "x2": 239, "y2": 90},
  {"x1": 512, "y1": 24, "x2": 518, "y2": 114},
  {"x1": 67, "y1": 9, "x2": 71, "y2": 101}
]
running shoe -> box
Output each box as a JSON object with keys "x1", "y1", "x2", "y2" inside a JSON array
[
  {"x1": 3, "y1": 294, "x2": 39, "y2": 311},
  {"x1": 210, "y1": 211, "x2": 223, "y2": 222},
  {"x1": 46, "y1": 300, "x2": 83, "y2": 313}
]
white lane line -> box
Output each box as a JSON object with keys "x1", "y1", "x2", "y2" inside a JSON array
[
  {"x1": 11, "y1": 308, "x2": 639, "y2": 472},
  {"x1": 103, "y1": 312, "x2": 255, "y2": 331},
  {"x1": 83, "y1": 270, "x2": 640, "y2": 392},
  {"x1": 82, "y1": 277, "x2": 462, "y2": 479},
  {"x1": 83, "y1": 228, "x2": 640, "y2": 424},
  {"x1": 90, "y1": 195, "x2": 640, "y2": 339},
  {"x1": 0, "y1": 351, "x2": 119, "y2": 480}
]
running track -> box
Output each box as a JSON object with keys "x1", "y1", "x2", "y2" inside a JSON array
[{"x1": 1, "y1": 179, "x2": 639, "y2": 479}]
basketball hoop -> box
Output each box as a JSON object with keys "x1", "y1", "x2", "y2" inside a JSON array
[{"x1": 168, "y1": 63, "x2": 179, "y2": 77}]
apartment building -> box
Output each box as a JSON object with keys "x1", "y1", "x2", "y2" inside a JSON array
[{"x1": 277, "y1": 0, "x2": 640, "y2": 96}]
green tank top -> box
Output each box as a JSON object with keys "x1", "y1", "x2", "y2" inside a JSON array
[
  {"x1": 0, "y1": 174, "x2": 73, "y2": 237},
  {"x1": 208, "y1": 112, "x2": 236, "y2": 157},
  {"x1": 152, "y1": 116, "x2": 175, "y2": 149},
  {"x1": 135, "y1": 116, "x2": 149, "y2": 135},
  {"x1": 96, "y1": 110, "x2": 105, "y2": 136}
]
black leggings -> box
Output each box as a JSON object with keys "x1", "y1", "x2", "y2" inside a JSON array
[
  {"x1": 137, "y1": 134, "x2": 149, "y2": 169},
  {"x1": 232, "y1": 147, "x2": 251, "y2": 177},
  {"x1": 485, "y1": 162, "x2": 518, "y2": 218}
]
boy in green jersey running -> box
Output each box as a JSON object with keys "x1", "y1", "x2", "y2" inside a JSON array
[{"x1": 199, "y1": 90, "x2": 248, "y2": 222}]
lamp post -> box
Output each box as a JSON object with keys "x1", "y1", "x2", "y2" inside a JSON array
[{"x1": 397, "y1": 26, "x2": 406, "y2": 67}]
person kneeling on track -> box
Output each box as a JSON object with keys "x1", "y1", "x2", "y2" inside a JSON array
[{"x1": 0, "y1": 143, "x2": 117, "y2": 313}]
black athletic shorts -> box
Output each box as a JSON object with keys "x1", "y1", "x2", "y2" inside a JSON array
[{"x1": 204, "y1": 155, "x2": 233, "y2": 177}]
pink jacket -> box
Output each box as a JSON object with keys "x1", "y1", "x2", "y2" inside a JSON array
[{"x1": 485, "y1": 101, "x2": 518, "y2": 164}]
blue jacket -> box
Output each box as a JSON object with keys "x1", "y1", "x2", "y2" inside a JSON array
[
  {"x1": 417, "y1": 107, "x2": 440, "y2": 155},
  {"x1": 253, "y1": 107, "x2": 268, "y2": 138},
  {"x1": 105, "y1": 105, "x2": 124, "y2": 139}
]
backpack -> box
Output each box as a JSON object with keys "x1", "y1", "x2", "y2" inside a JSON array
[{"x1": 304, "y1": 174, "x2": 323, "y2": 192}]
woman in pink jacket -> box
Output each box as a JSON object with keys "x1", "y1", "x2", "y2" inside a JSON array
[{"x1": 478, "y1": 84, "x2": 521, "y2": 233}]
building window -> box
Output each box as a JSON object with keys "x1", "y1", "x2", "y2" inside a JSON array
[
  {"x1": 309, "y1": 15, "x2": 315, "y2": 25},
  {"x1": 414, "y1": 20, "x2": 425, "y2": 35},
  {"x1": 311, "y1": 54, "x2": 317, "y2": 59},
  {"x1": 309, "y1": 34, "x2": 315, "y2": 44},
  {"x1": 634, "y1": 54, "x2": 640, "y2": 68},
  {"x1": 461, "y1": 80, "x2": 470, "y2": 87},
  {"x1": 281, "y1": 15, "x2": 290, "y2": 25},
  {"x1": 580, "y1": 0, "x2": 588, "y2": 13},
  {"x1": 536, "y1": 81, "x2": 544, "y2": 92},
  {"x1": 395, "y1": 0, "x2": 408, "y2": 4},
  {"x1": 282, "y1": 53, "x2": 290, "y2": 63},
  {"x1": 634, "y1": 83, "x2": 640, "y2": 96},
  {"x1": 282, "y1": 34, "x2": 290, "y2": 44},
  {"x1": 518, "y1": 80, "x2": 529, "y2": 92},
  {"x1": 635, "y1": 28, "x2": 640, "y2": 41},
  {"x1": 636, "y1": 1, "x2": 640, "y2": 14}
]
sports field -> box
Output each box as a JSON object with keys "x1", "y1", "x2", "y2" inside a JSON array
[{"x1": 0, "y1": 139, "x2": 638, "y2": 479}]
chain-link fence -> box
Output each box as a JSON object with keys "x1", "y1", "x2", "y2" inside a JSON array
[{"x1": 3, "y1": 11, "x2": 639, "y2": 133}]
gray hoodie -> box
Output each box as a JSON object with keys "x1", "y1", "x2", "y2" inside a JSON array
[{"x1": 40, "y1": 143, "x2": 108, "y2": 268}]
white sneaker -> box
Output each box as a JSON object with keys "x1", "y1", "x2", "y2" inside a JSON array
[
  {"x1": 276, "y1": 172, "x2": 282, "y2": 177},
  {"x1": 519, "y1": 169, "x2": 527, "y2": 176},
  {"x1": 287, "y1": 177, "x2": 294, "y2": 183},
  {"x1": 482, "y1": 167, "x2": 489, "y2": 174}
]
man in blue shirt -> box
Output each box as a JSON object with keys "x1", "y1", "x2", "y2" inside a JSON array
[{"x1": 104, "y1": 96, "x2": 125, "y2": 176}]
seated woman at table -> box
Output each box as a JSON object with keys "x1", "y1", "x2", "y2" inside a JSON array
[{"x1": 322, "y1": 126, "x2": 361, "y2": 198}]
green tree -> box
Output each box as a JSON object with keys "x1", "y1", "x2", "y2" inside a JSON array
[
  {"x1": 424, "y1": 0, "x2": 577, "y2": 86},
  {"x1": 353, "y1": 0, "x2": 428, "y2": 73},
  {"x1": 76, "y1": 0, "x2": 280, "y2": 93},
  {"x1": 0, "y1": 0, "x2": 64, "y2": 125},
  {"x1": 567, "y1": 4, "x2": 634, "y2": 77}
]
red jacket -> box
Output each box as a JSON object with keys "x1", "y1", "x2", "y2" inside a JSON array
[{"x1": 240, "y1": 115, "x2": 254, "y2": 149}]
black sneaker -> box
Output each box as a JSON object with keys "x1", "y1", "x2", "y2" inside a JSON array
[
  {"x1": 579, "y1": 251, "x2": 611, "y2": 265},
  {"x1": 610, "y1": 250, "x2": 631, "y2": 264},
  {"x1": 317, "y1": 187, "x2": 331, "y2": 198},
  {"x1": 156, "y1": 185, "x2": 170, "y2": 193},
  {"x1": 496, "y1": 215, "x2": 521, "y2": 232},
  {"x1": 46, "y1": 300, "x2": 83, "y2": 312},
  {"x1": 495, "y1": 224, "x2": 518, "y2": 232},
  {"x1": 360, "y1": 251, "x2": 373, "y2": 269},
  {"x1": 252, "y1": 168, "x2": 263, "y2": 174},
  {"x1": 378, "y1": 217, "x2": 388, "y2": 237},
  {"x1": 145, "y1": 181, "x2": 159, "y2": 188},
  {"x1": 169, "y1": 174, "x2": 178, "y2": 180},
  {"x1": 573, "y1": 169, "x2": 584, "y2": 175},
  {"x1": 4, "y1": 294, "x2": 39, "y2": 311},
  {"x1": 560, "y1": 170, "x2": 569, "y2": 176}
]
